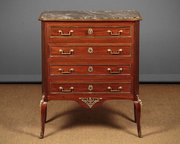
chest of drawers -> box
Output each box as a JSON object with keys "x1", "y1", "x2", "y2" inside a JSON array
[{"x1": 39, "y1": 10, "x2": 142, "y2": 138}]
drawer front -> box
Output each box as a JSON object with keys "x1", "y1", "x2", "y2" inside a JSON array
[
  {"x1": 49, "y1": 44, "x2": 131, "y2": 57},
  {"x1": 49, "y1": 83, "x2": 132, "y2": 94},
  {"x1": 47, "y1": 23, "x2": 133, "y2": 43},
  {"x1": 49, "y1": 65, "x2": 131, "y2": 75},
  {"x1": 50, "y1": 26, "x2": 131, "y2": 37}
]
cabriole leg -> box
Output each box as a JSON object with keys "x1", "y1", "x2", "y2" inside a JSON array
[
  {"x1": 40, "y1": 98, "x2": 47, "y2": 139},
  {"x1": 134, "y1": 98, "x2": 142, "y2": 138}
]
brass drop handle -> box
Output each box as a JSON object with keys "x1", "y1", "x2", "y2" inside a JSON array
[
  {"x1": 59, "y1": 86, "x2": 74, "y2": 93},
  {"x1": 59, "y1": 49, "x2": 74, "y2": 55},
  {"x1": 58, "y1": 68, "x2": 74, "y2": 74},
  {"x1": 107, "y1": 49, "x2": 123, "y2": 55},
  {"x1": 107, "y1": 30, "x2": 123, "y2": 36},
  {"x1": 107, "y1": 68, "x2": 123, "y2": 74},
  {"x1": 58, "y1": 30, "x2": 74, "y2": 36},
  {"x1": 107, "y1": 86, "x2": 122, "y2": 92}
]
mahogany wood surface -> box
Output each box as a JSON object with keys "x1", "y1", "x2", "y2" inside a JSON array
[
  {"x1": 50, "y1": 26, "x2": 131, "y2": 37},
  {"x1": 47, "y1": 93, "x2": 134, "y2": 101},
  {"x1": 49, "y1": 45, "x2": 132, "y2": 57},
  {"x1": 50, "y1": 82, "x2": 131, "y2": 93},
  {"x1": 49, "y1": 65, "x2": 131, "y2": 75},
  {"x1": 40, "y1": 20, "x2": 142, "y2": 138}
]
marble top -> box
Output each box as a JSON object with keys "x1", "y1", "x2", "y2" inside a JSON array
[{"x1": 39, "y1": 10, "x2": 142, "y2": 21}]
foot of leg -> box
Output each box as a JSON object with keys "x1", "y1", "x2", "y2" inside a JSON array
[
  {"x1": 134, "y1": 103, "x2": 137, "y2": 122},
  {"x1": 134, "y1": 99, "x2": 142, "y2": 138}
]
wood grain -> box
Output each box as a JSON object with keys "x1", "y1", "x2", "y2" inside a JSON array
[{"x1": 40, "y1": 20, "x2": 141, "y2": 138}]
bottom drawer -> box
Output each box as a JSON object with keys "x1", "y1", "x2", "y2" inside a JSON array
[{"x1": 49, "y1": 83, "x2": 132, "y2": 94}]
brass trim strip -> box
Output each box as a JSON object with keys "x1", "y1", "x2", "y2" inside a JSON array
[
  {"x1": 48, "y1": 43, "x2": 132, "y2": 46},
  {"x1": 50, "y1": 26, "x2": 131, "y2": 28},
  {"x1": 49, "y1": 64, "x2": 131, "y2": 66},
  {"x1": 50, "y1": 92, "x2": 131, "y2": 94},
  {"x1": 50, "y1": 35, "x2": 132, "y2": 38},
  {"x1": 50, "y1": 82, "x2": 132, "y2": 84},
  {"x1": 50, "y1": 74, "x2": 131, "y2": 76},
  {"x1": 49, "y1": 55, "x2": 132, "y2": 58}
]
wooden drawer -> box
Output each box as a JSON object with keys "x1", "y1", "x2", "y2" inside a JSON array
[
  {"x1": 49, "y1": 65, "x2": 131, "y2": 75},
  {"x1": 49, "y1": 44, "x2": 131, "y2": 57},
  {"x1": 49, "y1": 26, "x2": 131, "y2": 37},
  {"x1": 49, "y1": 83, "x2": 132, "y2": 94},
  {"x1": 47, "y1": 22, "x2": 132, "y2": 43}
]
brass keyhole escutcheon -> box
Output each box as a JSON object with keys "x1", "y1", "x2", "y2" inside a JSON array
[
  {"x1": 88, "y1": 47, "x2": 93, "y2": 54},
  {"x1": 88, "y1": 28, "x2": 93, "y2": 35},
  {"x1": 88, "y1": 66, "x2": 93, "y2": 72},
  {"x1": 88, "y1": 85, "x2": 93, "y2": 91}
]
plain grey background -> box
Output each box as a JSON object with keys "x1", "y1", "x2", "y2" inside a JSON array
[{"x1": 0, "y1": 0, "x2": 180, "y2": 82}]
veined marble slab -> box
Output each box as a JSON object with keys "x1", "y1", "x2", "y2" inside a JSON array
[{"x1": 39, "y1": 10, "x2": 142, "y2": 21}]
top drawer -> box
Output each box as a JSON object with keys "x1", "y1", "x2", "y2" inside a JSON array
[
  {"x1": 46, "y1": 22, "x2": 134, "y2": 43},
  {"x1": 50, "y1": 26, "x2": 131, "y2": 37}
]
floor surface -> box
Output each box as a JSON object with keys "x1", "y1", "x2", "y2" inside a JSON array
[{"x1": 0, "y1": 84, "x2": 180, "y2": 144}]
